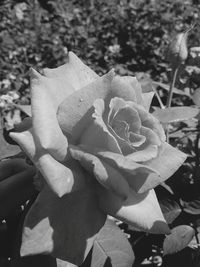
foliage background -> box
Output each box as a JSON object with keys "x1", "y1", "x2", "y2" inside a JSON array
[
  {"x1": 1, "y1": 0, "x2": 200, "y2": 266},
  {"x1": 0, "y1": 0, "x2": 200, "y2": 102}
]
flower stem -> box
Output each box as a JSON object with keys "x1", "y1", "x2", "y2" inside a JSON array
[
  {"x1": 166, "y1": 65, "x2": 180, "y2": 142},
  {"x1": 152, "y1": 86, "x2": 165, "y2": 109},
  {"x1": 166, "y1": 66, "x2": 180, "y2": 108},
  {"x1": 194, "y1": 226, "x2": 200, "y2": 245}
]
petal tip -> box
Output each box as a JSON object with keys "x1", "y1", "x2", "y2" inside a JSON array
[
  {"x1": 20, "y1": 245, "x2": 29, "y2": 257},
  {"x1": 104, "y1": 69, "x2": 115, "y2": 82},
  {"x1": 30, "y1": 68, "x2": 42, "y2": 80}
]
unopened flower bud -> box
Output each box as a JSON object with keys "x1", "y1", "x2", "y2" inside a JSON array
[{"x1": 166, "y1": 31, "x2": 189, "y2": 68}]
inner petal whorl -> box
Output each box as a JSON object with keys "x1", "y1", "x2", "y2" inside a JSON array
[
  {"x1": 113, "y1": 106, "x2": 141, "y2": 134},
  {"x1": 111, "y1": 120, "x2": 129, "y2": 141}
]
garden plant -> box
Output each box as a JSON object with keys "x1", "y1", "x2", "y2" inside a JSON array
[{"x1": 1, "y1": 1, "x2": 200, "y2": 267}]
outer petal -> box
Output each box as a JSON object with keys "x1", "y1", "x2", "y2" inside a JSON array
[
  {"x1": 80, "y1": 146, "x2": 162, "y2": 194},
  {"x1": 98, "y1": 187, "x2": 170, "y2": 234},
  {"x1": 20, "y1": 186, "x2": 106, "y2": 265},
  {"x1": 118, "y1": 76, "x2": 144, "y2": 106},
  {"x1": 127, "y1": 145, "x2": 158, "y2": 162},
  {"x1": 144, "y1": 142, "x2": 187, "y2": 182},
  {"x1": 10, "y1": 129, "x2": 36, "y2": 159},
  {"x1": 36, "y1": 154, "x2": 86, "y2": 197},
  {"x1": 43, "y1": 51, "x2": 99, "y2": 90},
  {"x1": 57, "y1": 72, "x2": 140, "y2": 141},
  {"x1": 57, "y1": 71, "x2": 115, "y2": 141},
  {"x1": 31, "y1": 69, "x2": 69, "y2": 161},
  {"x1": 10, "y1": 130, "x2": 85, "y2": 197},
  {"x1": 110, "y1": 76, "x2": 137, "y2": 103},
  {"x1": 69, "y1": 145, "x2": 129, "y2": 199}
]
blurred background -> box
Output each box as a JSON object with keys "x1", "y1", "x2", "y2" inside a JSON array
[{"x1": 1, "y1": 0, "x2": 200, "y2": 107}]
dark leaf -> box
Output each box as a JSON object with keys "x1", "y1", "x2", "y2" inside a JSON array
[
  {"x1": 11, "y1": 255, "x2": 57, "y2": 267},
  {"x1": 15, "y1": 105, "x2": 32, "y2": 117},
  {"x1": 159, "y1": 198, "x2": 181, "y2": 224},
  {"x1": 192, "y1": 88, "x2": 200, "y2": 107},
  {"x1": 153, "y1": 107, "x2": 199, "y2": 123},
  {"x1": 152, "y1": 81, "x2": 191, "y2": 97},
  {"x1": 163, "y1": 225, "x2": 195, "y2": 255},
  {"x1": 160, "y1": 182, "x2": 174, "y2": 195},
  {"x1": 0, "y1": 125, "x2": 21, "y2": 160},
  {"x1": 0, "y1": 222, "x2": 8, "y2": 257},
  {"x1": 156, "y1": 186, "x2": 181, "y2": 224},
  {"x1": 0, "y1": 167, "x2": 36, "y2": 220},
  {"x1": 91, "y1": 219, "x2": 135, "y2": 267},
  {"x1": 181, "y1": 196, "x2": 200, "y2": 215},
  {"x1": 188, "y1": 231, "x2": 200, "y2": 249}
]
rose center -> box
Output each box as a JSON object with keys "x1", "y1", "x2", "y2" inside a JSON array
[{"x1": 109, "y1": 106, "x2": 146, "y2": 148}]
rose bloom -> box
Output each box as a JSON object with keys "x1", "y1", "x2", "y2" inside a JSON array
[{"x1": 11, "y1": 52, "x2": 186, "y2": 265}]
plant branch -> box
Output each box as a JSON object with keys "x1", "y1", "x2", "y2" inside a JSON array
[
  {"x1": 194, "y1": 226, "x2": 200, "y2": 245},
  {"x1": 166, "y1": 66, "x2": 180, "y2": 108},
  {"x1": 195, "y1": 132, "x2": 200, "y2": 167},
  {"x1": 152, "y1": 86, "x2": 165, "y2": 109},
  {"x1": 166, "y1": 65, "x2": 180, "y2": 142}
]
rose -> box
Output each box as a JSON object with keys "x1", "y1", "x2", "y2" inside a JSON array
[
  {"x1": 69, "y1": 94, "x2": 166, "y2": 196},
  {"x1": 10, "y1": 52, "x2": 186, "y2": 264}
]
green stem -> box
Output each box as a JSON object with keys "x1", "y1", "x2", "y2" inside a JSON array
[
  {"x1": 195, "y1": 133, "x2": 200, "y2": 167},
  {"x1": 152, "y1": 86, "x2": 165, "y2": 109},
  {"x1": 194, "y1": 226, "x2": 200, "y2": 245},
  {"x1": 166, "y1": 66, "x2": 180, "y2": 108},
  {"x1": 166, "y1": 65, "x2": 180, "y2": 142}
]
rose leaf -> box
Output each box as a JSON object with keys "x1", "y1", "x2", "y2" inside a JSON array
[
  {"x1": 156, "y1": 186, "x2": 181, "y2": 224},
  {"x1": 15, "y1": 105, "x2": 32, "y2": 117},
  {"x1": 192, "y1": 88, "x2": 200, "y2": 106},
  {"x1": 0, "y1": 167, "x2": 36, "y2": 221},
  {"x1": 0, "y1": 125, "x2": 21, "y2": 160},
  {"x1": 181, "y1": 196, "x2": 200, "y2": 215},
  {"x1": 160, "y1": 197, "x2": 181, "y2": 224},
  {"x1": 152, "y1": 81, "x2": 190, "y2": 97},
  {"x1": 163, "y1": 225, "x2": 195, "y2": 255},
  {"x1": 90, "y1": 219, "x2": 135, "y2": 267},
  {"x1": 11, "y1": 256, "x2": 75, "y2": 267},
  {"x1": 153, "y1": 107, "x2": 199, "y2": 123},
  {"x1": 20, "y1": 186, "x2": 106, "y2": 266},
  {"x1": 10, "y1": 255, "x2": 57, "y2": 267}
]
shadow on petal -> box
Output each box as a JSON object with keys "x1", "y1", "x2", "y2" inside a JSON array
[
  {"x1": 97, "y1": 186, "x2": 170, "y2": 235},
  {"x1": 20, "y1": 185, "x2": 106, "y2": 265}
]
